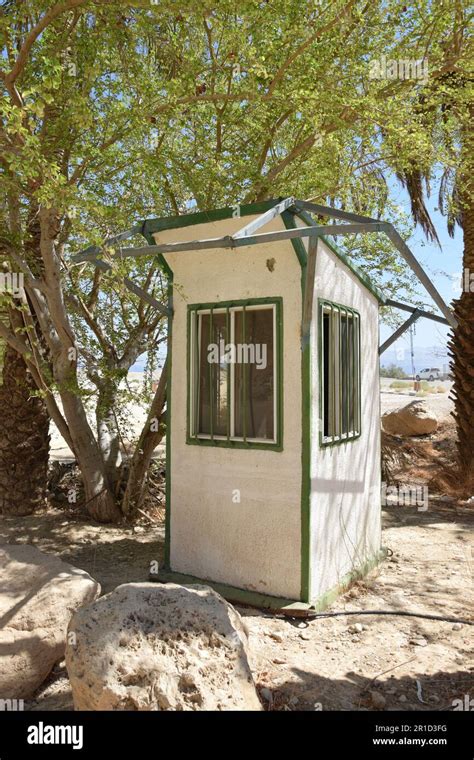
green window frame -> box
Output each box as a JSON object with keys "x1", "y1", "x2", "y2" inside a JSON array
[
  {"x1": 319, "y1": 299, "x2": 361, "y2": 447},
  {"x1": 187, "y1": 297, "x2": 283, "y2": 450}
]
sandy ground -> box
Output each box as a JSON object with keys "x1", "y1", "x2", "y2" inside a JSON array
[
  {"x1": 0, "y1": 501, "x2": 472, "y2": 712},
  {"x1": 1, "y1": 381, "x2": 471, "y2": 712},
  {"x1": 380, "y1": 379, "x2": 453, "y2": 418},
  {"x1": 245, "y1": 502, "x2": 473, "y2": 712}
]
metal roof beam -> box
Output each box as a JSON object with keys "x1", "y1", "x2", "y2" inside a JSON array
[
  {"x1": 233, "y1": 196, "x2": 295, "y2": 238},
  {"x1": 70, "y1": 201, "x2": 456, "y2": 330},
  {"x1": 73, "y1": 222, "x2": 384, "y2": 263},
  {"x1": 296, "y1": 201, "x2": 456, "y2": 329},
  {"x1": 301, "y1": 237, "x2": 320, "y2": 342},
  {"x1": 294, "y1": 200, "x2": 380, "y2": 225},
  {"x1": 85, "y1": 257, "x2": 170, "y2": 317},
  {"x1": 379, "y1": 309, "x2": 422, "y2": 354},
  {"x1": 72, "y1": 225, "x2": 144, "y2": 262},
  {"x1": 383, "y1": 225, "x2": 456, "y2": 328},
  {"x1": 385, "y1": 298, "x2": 449, "y2": 326}
]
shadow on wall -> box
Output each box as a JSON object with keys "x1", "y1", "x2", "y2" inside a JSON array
[{"x1": 311, "y1": 406, "x2": 381, "y2": 597}]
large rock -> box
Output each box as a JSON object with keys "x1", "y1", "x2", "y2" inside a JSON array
[
  {"x1": 65, "y1": 583, "x2": 262, "y2": 711},
  {"x1": 382, "y1": 400, "x2": 438, "y2": 436},
  {"x1": 0, "y1": 545, "x2": 100, "y2": 699}
]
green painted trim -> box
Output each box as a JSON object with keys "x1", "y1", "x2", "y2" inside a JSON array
[
  {"x1": 161, "y1": 268, "x2": 173, "y2": 568},
  {"x1": 186, "y1": 305, "x2": 192, "y2": 453},
  {"x1": 153, "y1": 568, "x2": 301, "y2": 610},
  {"x1": 318, "y1": 298, "x2": 362, "y2": 449},
  {"x1": 280, "y1": 210, "x2": 307, "y2": 270},
  {"x1": 153, "y1": 549, "x2": 387, "y2": 614},
  {"x1": 186, "y1": 297, "x2": 283, "y2": 451},
  {"x1": 186, "y1": 296, "x2": 283, "y2": 310},
  {"x1": 310, "y1": 548, "x2": 388, "y2": 611},
  {"x1": 185, "y1": 437, "x2": 284, "y2": 452},
  {"x1": 294, "y1": 208, "x2": 386, "y2": 304},
  {"x1": 281, "y1": 211, "x2": 311, "y2": 605},
  {"x1": 164, "y1": 273, "x2": 172, "y2": 568},
  {"x1": 141, "y1": 229, "x2": 173, "y2": 568},
  {"x1": 142, "y1": 199, "x2": 284, "y2": 236}
]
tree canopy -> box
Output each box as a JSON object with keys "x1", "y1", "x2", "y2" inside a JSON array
[{"x1": 0, "y1": 0, "x2": 471, "y2": 518}]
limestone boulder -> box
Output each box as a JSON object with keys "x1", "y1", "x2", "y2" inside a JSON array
[
  {"x1": 65, "y1": 582, "x2": 262, "y2": 711},
  {"x1": 0, "y1": 544, "x2": 100, "y2": 699},
  {"x1": 382, "y1": 400, "x2": 438, "y2": 436}
]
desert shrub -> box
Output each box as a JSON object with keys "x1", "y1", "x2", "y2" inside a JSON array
[{"x1": 381, "y1": 364, "x2": 409, "y2": 379}]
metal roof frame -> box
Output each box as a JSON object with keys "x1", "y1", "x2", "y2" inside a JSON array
[{"x1": 71, "y1": 198, "x2": 457, "y2": 335}]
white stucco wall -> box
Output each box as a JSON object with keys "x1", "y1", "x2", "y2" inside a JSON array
[
  {"x1": 154, "y1": 215, "x2": 303, "y2": 599},
  {"x1": 309, "y1": 241, "x2": 382, "y2": 601}
]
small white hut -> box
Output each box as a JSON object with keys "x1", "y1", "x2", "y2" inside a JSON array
[
  {"x1": 73, "y1": 196, "x2": 454, "y2": 609},
  {"x1": 141, "y1": 198, "x2": 385, "y2": 610}
]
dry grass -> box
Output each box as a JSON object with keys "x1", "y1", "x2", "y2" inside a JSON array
[{"x1": 381, "y1": 420, "x2": 473, "y2": 501}]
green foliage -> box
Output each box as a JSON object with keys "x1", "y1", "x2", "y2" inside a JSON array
[{"x1": 0, "y1": 0, "x2": 470, "y2": 453}]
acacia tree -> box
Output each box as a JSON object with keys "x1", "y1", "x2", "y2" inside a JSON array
[
  {"x1": 0, "y1": 0, "x2": 205, "y2": 520},
  {"x1": 0, "y1": 0, "x2": 468, "y2": 521}
]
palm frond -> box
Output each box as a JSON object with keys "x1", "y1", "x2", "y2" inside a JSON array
[{"x1": 396, "y1": 168, "x2": 440, "y2": 246}]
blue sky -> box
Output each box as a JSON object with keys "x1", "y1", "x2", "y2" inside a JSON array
[{"x1": 379, "y1": 182, "x2": 461, "y2": 360}]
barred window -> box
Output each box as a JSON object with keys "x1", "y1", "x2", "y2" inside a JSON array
[
  {"x1": 188, "y1": 299, "x2": 282, "y2": 448},
  {"x1": 320, "y1": 301, "x2": 360, "y2": 445}
]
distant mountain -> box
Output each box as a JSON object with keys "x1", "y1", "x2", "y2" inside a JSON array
[{"x1": 380, "y1": 346, "x2": 450, "y2": 375}]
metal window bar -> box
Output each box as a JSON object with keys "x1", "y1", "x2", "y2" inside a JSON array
[
  {"x1": 343, "y1": 307, "x2": 348, "y2": 439},
  {"x1": 226, "y1": 306, "x2": 230, "y2": 441},
  {"x1": 191, "y1": 310, "x2": 195, "y2": 437},
  {"x1": 347, "y1": 309, "x2": 350, "y2": 437},
  {"x1": 322, "y1": 303, "x2": 335, "y2": 443},
  {"x1": 273, "y1": 305, "x2": 278, "y2": 443},
  {"x1": 336, "y1": 305, "x2": 342, "y2": 441},
  {"x1": 216, "y1": 312, "x2": 221, "y2": 435},
  {"x1": 357, "y1": 313, "x2": 360, "y2": 433},
  {"x1": 230, "y1": 309, "x2": 235, "y2": 438},
  {"x1": 348, "y1": 311, "x2": 351, "y2": 435},
  {"x1": 350, "y1": 310, "x2": 356, "y2": 436},
  {"x1": 331, "y1": 305, "x2": 336, "y2": 441},
  {"x1": 357, "y1": 314, "x2": 361, "y2": 434},
  {"x1": 354, "y1": 313, "x2": 358, "y2": 434},
  {"x1": 195, "y1": 311, "x2": 201, "y2": 437},
  {"x1": 242, "y1": 305, "x2": 247, "y2": 443},
  {"x1": 320, "y1": 302, "x2": 326, "y2": 440},
  {"x1": 209, "y1": 307, "x2": 214, "y2": 440},
  {"x1": 340, "y1": 307, "x2": 345, "y2": 438}
]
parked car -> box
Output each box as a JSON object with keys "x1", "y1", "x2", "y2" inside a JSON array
[{"x1": 415, "y1": 367, "x2": 442, "y2": 381}]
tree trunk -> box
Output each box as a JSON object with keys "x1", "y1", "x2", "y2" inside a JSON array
[
  {"x1": 449, "y1": 173, "x2": 474, "y2": 482},
  {"x1": 34, "y1": 207, "x2": 122, "y2": 523},
  {"x1": 96, "y1": 382, "x2": 123, "y2": 487},
  {"x1": 121, "y1": 358, "x2": 167, "y2": 519},
  {"x1": 0, "y1": 206, "x2": 51, "y2": 516},
  {"x1": 57, "y1": 385, "x2": 122, "y2": 523},
  {"x1": 0, "y1": 342, "x2": 50, "y2": 515}
]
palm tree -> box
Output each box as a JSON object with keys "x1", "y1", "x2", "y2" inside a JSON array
[
  {"x1": 447, "y1": 105, "x2": 474, "y2": 480},
  {"x1": 0, "y1": 341, "x2": 50, "y2": 515},
  {"x1": 396, "y1": 100, "x2": 473, "y2": 484},
  {"x1": 0, "y1": 215, "x2": 51, "y2": 515}
]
